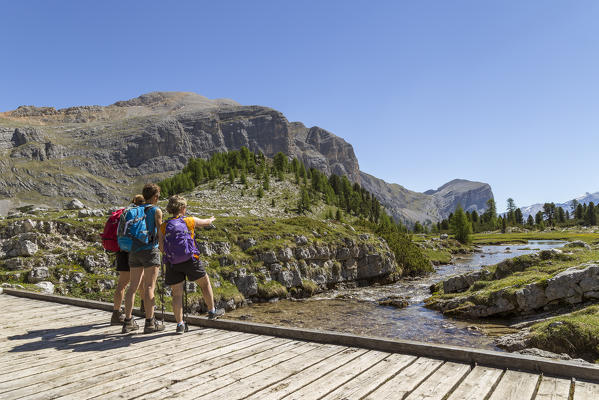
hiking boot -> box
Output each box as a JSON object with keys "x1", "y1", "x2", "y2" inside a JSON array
[
  {"x1": 144, "y1": 317, "x2": 165, "y2": 334},
  {"x1": 122, "y1": 318, "x2": 139, "y2": 334},
  {"x1": 175, "y1": 322, "x2": 189, "y2": 335},
  {"x1": 110, "y1": 309, "x2": 124, "y2": 326},
  {"x1": 207, "y1": 309, "x2": 225, "y2": 320}
]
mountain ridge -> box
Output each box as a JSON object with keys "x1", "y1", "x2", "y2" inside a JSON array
[{"x1": 0, "y1": 91, "x2": 493, "y2": 222}]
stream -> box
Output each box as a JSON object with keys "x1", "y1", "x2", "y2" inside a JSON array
[{"x1": 225, "y1": 240, "x2": 565, "y2": 350}]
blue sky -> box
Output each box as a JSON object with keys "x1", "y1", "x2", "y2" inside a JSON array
[{"x1": 1, "y1": 1, "x2": 598, "y2": 212}]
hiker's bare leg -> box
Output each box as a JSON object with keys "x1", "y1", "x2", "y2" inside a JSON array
[
  {"x1": 113, "y1": 271, "x2": 130, "y2": 311},
  {"x1": 142, "y1": 265, "x2": 159, "y2": 319},
  {"x1": 171, "y1": 282, "x2": 184, "y2": 323},
  {"x1": 125, "y1": 267, "x2": 144, "y2": 319},
  {"x1": 196, "y1": 275, "x2": 215, "y2": 311}
]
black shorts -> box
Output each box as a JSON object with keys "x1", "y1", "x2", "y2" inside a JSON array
[
  {"x1": 165, "y1": 257, "x2": 206, "y2": 286},
  {"x1": 115, "y1": 251, "x2": 129, "y2": 272}
]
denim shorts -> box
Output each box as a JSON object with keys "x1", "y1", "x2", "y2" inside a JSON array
[{"x1": 129, "y1": 248, "x2": 161, "y2": 268}]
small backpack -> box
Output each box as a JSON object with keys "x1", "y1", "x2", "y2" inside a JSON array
[
  {"x1": 101, "y1": 208, "x2": 125, "y2": 252},
  {"x1": 117, "y1": 204, "x2": 155, "y2": 252},
  {"x1": 163, "y1": 216, "x2": 200, "y2": 265}
]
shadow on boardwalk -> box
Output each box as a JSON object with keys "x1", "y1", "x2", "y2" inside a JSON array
[{"x1": 6, "y1": 321, "x2": 177, "y2": 353}]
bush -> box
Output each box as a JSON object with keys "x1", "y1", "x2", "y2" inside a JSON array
[{"x1": 258, "y1": 281, "x2": 288, "y2": 299}]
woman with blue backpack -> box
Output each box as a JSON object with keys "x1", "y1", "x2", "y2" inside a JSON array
[
  {"x1": 106, "y1": 194, "x2": 145, "y2": 326},
  {"x1": 121, "y1": 183, "x2": 165, "y2": 334},
  {"x1": 160, "y1": 194, "x2": 224, "y2": 334}
]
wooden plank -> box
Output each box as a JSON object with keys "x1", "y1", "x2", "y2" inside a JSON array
[
  {"x1": 0, "y1": 324, "x2": 216, "y2": 376},
  {"x1": 321, "y1": 353, "x2": 417, "y2": 400},
  {"x1": 0, "y1": 329, "x2": 233, "y2": 397},
  {"x1": 149, "y1": 342, "x2": 325, "y2": 400},
  {"x1": 0, "y1": 317, "x2": 110, "y2": 356},
  {"x1": 488, "y1": 370, "x2": 540, "y2": 400},
  {"x1": 573, "y1": 379, "x2": 599, "y2": 400},
  {"x1": 13, "y1": 332, "x2": 258, "y2": 400},
  {"x1": 40, "y1": 334, "x2": 267, "y2": 400},
  {"x1": 245, "y1": 347, "x2": 371, "y2": 399},
  {"x1": 270, "y1": 350, "x2": 391, "y2": 400},
  {"x1": 535, "y1": 376, "x2": 571, "y2": 400},
  {"x1": 112, "y1": 339, "x2": 312, "y2": 399},
  {"x1": 0, "y1": 320, "x2": 127, "y2": 374},
  {"x1": 363, "y1": 357, "x2": 444, "y2": 399},
  {"x1": 2, "y1": 307, "x2": 100, "y2": 331},
  {"x1": 447, "y1": 366, "x2": 504, "y2": 400},
  {"x1": 404, "y1": 362, "x2": 471, "y2": 400},
  {"x1": 0, "y1": 313, "x2": 116, "y2": 368},
  {"x1": 1, "y1": 309, "x2": 109, "y2": 336},
  {"x1": 192, "y1": 344, "x2": 346, "y2": 400},
  {"x1": 0, "y1": 312, "x2": 132, "y2": 368}
]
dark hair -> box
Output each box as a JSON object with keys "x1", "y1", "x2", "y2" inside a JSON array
[{"x1": 142, "y1": 183, "x2": 160, "y2": 201}]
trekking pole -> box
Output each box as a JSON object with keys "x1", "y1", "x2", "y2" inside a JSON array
[{"x1": 160, "y1": 257, "x2": 165, "y2": 326}]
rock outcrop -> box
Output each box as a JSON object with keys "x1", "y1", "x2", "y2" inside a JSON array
[{"x1": 428, "y1": 260, "x2": 599, "y2": 318}]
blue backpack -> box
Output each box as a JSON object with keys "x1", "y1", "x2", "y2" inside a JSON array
[{"x1": 117, "y1": 204, "x2": 155, "y2": 252}]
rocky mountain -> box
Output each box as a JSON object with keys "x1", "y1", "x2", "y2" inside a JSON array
[
  {"x1": 360, "y1": 174, "x2": 492, "y2": 224},
  {"x1": 0, "y1": 91, "x2": 492, "y2": 223},
  {"x1": 519, "y1": 192, "x2": 599, "y2": 219}
]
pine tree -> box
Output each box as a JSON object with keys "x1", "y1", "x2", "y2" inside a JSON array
[
  {"x1": 527, "y1": 215, "x2": 534, "y2": 226},
  {"x1": 535, "y1": 211, "x2": 544, "y2": 226},
  {"x1": 297, "y1": 187, "x2": 311, "y2": 214},
  {"x1": 575, "y1": 204, "x2": 584, "y2": 220},
  {"x1": 584, "y1": 202, "x2": 597, "y2": 226},
  {"x1": 514, "y1": 208, "x2": 523, "y2": 225},
  {"x1": 450, "y1": 205, "x2": 472, "y2": 244}
]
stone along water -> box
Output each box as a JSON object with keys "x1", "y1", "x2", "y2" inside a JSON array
[{"x1": 225, "y1": 240, "x2": 565, "y2": 350}]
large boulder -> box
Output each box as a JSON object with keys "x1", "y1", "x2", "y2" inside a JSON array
[
  {"x1": 515, "y1": 284, "x2": 548, "y2": 312},
  {"x1": 235, "y1": 275, "x2": 258, "y2": 297},
  {"x1": 66, "y1": 199, "x2": 85, "y2": 210},
  {"x1": 443, "y1": 270, "x2": 492, "y2": 294},
  {"x1": 546, "y1": 267, "x2": 585, "y2": 304},
  {"x1": 35, "y1": 281, "x2": 55, "y2": 294},
  {"x1": 28, "y1": 266, "x2": 49, "y2": 283}
]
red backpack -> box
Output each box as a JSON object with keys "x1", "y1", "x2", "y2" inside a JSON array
[{"x1": 101, "y1": 208, "x2": 125, "y2": 252}]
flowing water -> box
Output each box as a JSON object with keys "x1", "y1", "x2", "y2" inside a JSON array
[{"x1": 225, "y1": 240, "x2": 565, "y2": 350}]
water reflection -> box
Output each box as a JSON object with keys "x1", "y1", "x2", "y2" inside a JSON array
[{"x1": 226, "y1": 240, "x2": 565, "y2": 350}]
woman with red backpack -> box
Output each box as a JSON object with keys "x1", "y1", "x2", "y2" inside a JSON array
[{"x1": 160, "y1": 195, "x2": 224, "y2": 334}]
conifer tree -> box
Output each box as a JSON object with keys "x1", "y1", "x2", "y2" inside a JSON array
[
  {"x1": 450, "y1": 205, "x2": 472, "y2": 244},
  {"x1": 297, "y1": 187, "x2": 311, "y2": 214},
  {"x1": 514, "y1": 208, "x2": 523, "y2": 225},
  {"x1": 585, "y1": 202, "x2": 597, "y2": 226}
]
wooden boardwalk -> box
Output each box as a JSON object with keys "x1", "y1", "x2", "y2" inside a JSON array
[{"x1": 1, "y1": 293, "x2": 598, "y2": 400}]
